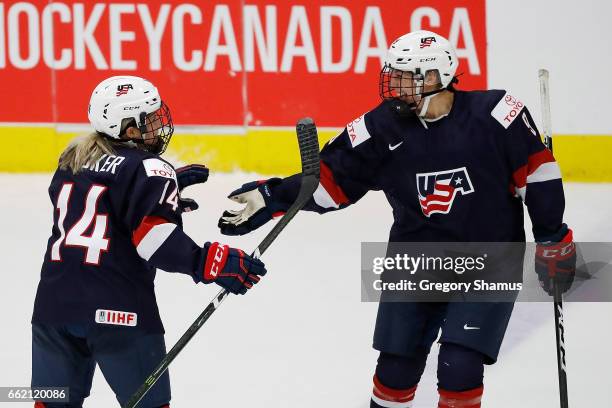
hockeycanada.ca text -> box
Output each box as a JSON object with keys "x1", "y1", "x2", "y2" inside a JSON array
[
  {"x1": 0, "y1": 2, "x2": 482, "y2": 73},
  {"x1": 372, "y1": 253, "x2": 487, "y2": 275}
]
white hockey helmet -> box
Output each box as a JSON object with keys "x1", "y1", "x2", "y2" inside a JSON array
[
  {"x1": 384, "y1": 30, "x2": 458, "y2": 87},
  {"x1": 379, "y1": 31, "x2": 458, "y2": 114},
  {"x1": 88, "y1": 76, "x2": 174, "y2": 154}
]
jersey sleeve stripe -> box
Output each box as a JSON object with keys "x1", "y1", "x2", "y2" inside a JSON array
[
  {"x1": 527, "y1": 161, "x2": 562, "y2": 183},
  {"x1": 313, "y1": 161, "x2": 350, "y2": 209},
  {"x1": 313, "y1": 184, "x2": 341, "y2": 209},
  {"x1": 132, "y1": 216, "x2": 177, "y2": 261},
  {"x1": 514, "y1": 186, "x2": 527, "y2": 201},
  {"x1": 527, "y1": 148, "x2": 555, "y2": 173},
  {"x1": 512, "y1": 148, "x2": 558, "y2": 188},
  {"x1": 132, "y1": 216, "x2": 169, "y2": 246},
  {"x1": 136, "y1": 224, "x2": 177, "y2": 261}
]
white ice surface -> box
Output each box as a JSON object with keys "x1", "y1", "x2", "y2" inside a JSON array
[{"x1": 0, "y1": 174, "x2": 610, "y2": 407}]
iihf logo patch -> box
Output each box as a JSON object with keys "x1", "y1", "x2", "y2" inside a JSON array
[
  {"x1": 416, "y1": 167, "x2": 474, "y2": 217},
  {"x1": 95, "y1": 309, "x2": 137, "y2": 327}
]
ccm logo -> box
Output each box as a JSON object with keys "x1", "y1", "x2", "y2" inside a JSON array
[
  {"x1": 539, "y1": 242, "x2": 575, "y2": 259},
  {"x1": 205, "y1": 243, "x2": 228, "y2": 280}
]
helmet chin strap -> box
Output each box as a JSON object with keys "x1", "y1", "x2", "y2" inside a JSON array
[
  {"x1": 417, "y1": 87, "x2": 448, "y2": 119},
  {"x1": 388, "y1": 87, "x2": 447, "y2": 119},
  {"x1": 418, "y1": 94, "x2": 433, "y2": 117}
]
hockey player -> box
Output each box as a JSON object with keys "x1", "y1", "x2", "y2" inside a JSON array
[
  {"x1": 31, "y1": 76, "x2": 267, "y2": 408},
  {"x1": 217, "y1": 31, "x2": 576, "y2": 407}
]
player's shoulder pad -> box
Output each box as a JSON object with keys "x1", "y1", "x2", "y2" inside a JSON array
[
  {"x1": 490, "y1": 90, "x2": 526, "y2": 129},
  {"x1": 342, "y1": 102, "x2": 395, "y2": 148},
  {"x1": 345, "y1": 112, "x2": 373, "y2": 148},
  {"x1": 141, "y1": 157, "x2": 178, "y2": 183},
  {"x1": 118, "y1": 146, "x2": 178, "y2": 184}
]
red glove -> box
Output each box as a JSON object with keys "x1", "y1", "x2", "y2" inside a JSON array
[
  {"x1": 535, "y1": 225, "x2": 576, "y2": 295},
  {"x1": 200, "y1": 242, "x2": 266, "y2": 295}
]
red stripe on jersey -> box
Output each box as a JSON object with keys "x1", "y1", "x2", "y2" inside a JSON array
[
  {"x1": 528, "y1": 148, "x2": 555, "y2": 172},
  {"x1": 132, "y1": 216, "x2": 170, "y2": 247},
  {"x1": 438, "y1": 386, "x2": 483, "y2": 408},
  {"x1": 512, "y1": 148, "x2": 556, "y2": 188},
  {"x1": 320, "y1": 161, "x2": 350, "y2": 206},
  {"x1": 512, "y1": 164, "x2": 528, "y2": 189},
  {"x1": 373, "y1": 375, "x2": 417, "y2": 403}
]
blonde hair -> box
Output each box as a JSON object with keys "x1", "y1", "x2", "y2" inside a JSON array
[{"x1": 59, "y1": 132, "x2": 118, "y2": 174}]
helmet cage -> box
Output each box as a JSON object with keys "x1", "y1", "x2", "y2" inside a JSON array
[
  {"x1": 135, "y1": 101, "x2": 174, "y2": 155},
  {"x1": 379, "y1": 65, "x2": 444, "y2": 110}
]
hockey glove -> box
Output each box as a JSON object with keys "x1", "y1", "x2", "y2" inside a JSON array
[
  {"x1": 176, "y1": 164, "x2": 208, "y2": 213},
  {"x1": 535, "y1": 224, "x2": 576, "y2": 295},
  {"x1": 176, "y1": 164, "x2": 209, "y2": 190},
  {"x1": 200, "y1": 242, "x2": 266, "y2": 295},
  {"x1": 218, "y1": 178, "x2": 286, "y2": 236},
  {"x1": 179, "y1": 197, "x2": 199, "y2": 213}
]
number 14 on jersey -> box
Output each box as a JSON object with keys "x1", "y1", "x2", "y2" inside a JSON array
[{"x1": 51, "y1": 183, "x2": 110, "y2": 265}]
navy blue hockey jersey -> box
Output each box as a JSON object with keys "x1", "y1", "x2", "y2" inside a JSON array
[
  {"x1": 33, "y1": 146, "x2": 208, "y2": 333},
  {"x1": 272, "y1": 90, "x2": 565, "y2": 242}
]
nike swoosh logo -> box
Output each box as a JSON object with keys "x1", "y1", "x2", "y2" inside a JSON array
[
  {"x1": 463, "y1": 324, "x2": 480, "y2": 330},
  {"x1": 389, "y1": 141, "x2": 404, "y2": 151}
]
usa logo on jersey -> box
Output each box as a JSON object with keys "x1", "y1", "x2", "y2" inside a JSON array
[{"x1": 416, "y1": 167, "x2": 474, "y2": 217}]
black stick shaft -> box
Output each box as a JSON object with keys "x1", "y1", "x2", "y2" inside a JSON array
[
  {"x1": 554, "y1": 285, "x2": 569, "y2": 408},
  {"x1": 547, "y1": 136, "x2": 569, "y2": 408},
  {"x1": 539, "y1": 69, "x2": 569, "y2": 407},
  {"x1": 124, "y1": 290, "x2": 230, "y2": 408}
]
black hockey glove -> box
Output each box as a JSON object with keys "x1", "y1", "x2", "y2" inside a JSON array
[
  {"x1": 218, "y1": 178, "x2": 286, "y2": 236},
  {"x1": 176, "y1": 164, "x2": 209, "y2": 213},
  {"x1": 179, "y1": 197, "x2": 199, "y2": 213},
  {"x1": 535, "y1": 224, "x2": 576, "y2": 296},
  {"x1": 176, "y1": 164, "x2": 209, "y2": 190},
  {"x1": 199, "y1": 242, "x2": 266, "y2": 295}
]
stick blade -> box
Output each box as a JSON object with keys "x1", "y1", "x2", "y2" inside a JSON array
[{"x1": 296, "y1": 117, "x2": 320, "y2": 177}]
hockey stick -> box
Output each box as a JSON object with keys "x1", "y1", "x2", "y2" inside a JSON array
[
  {"x1": 124, "y1": 118, "x2": 321, "y2": 408},
  {"x1": 539, "y1": 69, "x2": 569, "y2": 408}
]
